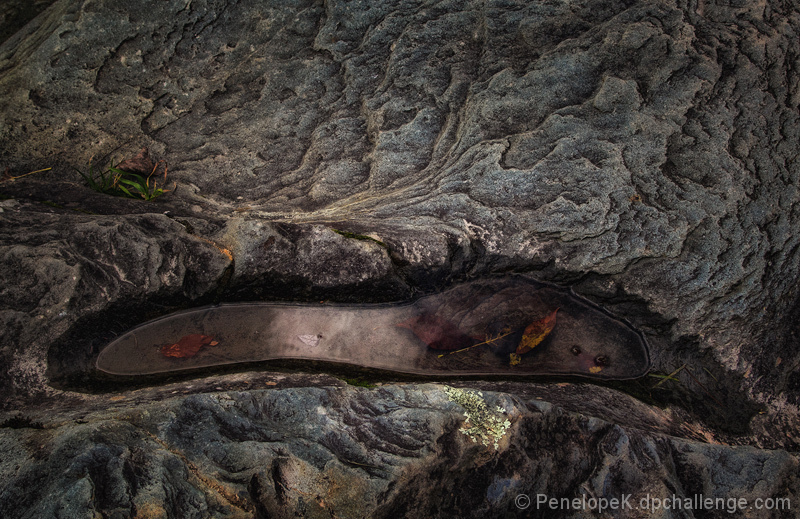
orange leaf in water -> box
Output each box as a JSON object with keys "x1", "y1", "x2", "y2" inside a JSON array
[
  {"x1": 160, "y1": 334, "x2": 217, "y2": 358},
  {"x1": 396, "y1": 313, "x2": 475, "y2": 351},
  {"x1": 510, "y1": 309, "x2": 558, "y2": 366}
]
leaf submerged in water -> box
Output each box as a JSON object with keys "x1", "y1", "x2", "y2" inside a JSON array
[
  {"x1": 297, "y1": 334, "x2": 321, "y2": 347},
  {"x1": 160, "y1": 334, "x2": 218, "y2": 358},
  {"x1": 510, "y1": 308, "x2": 558, "y2": 366},
  {"x1": 395, "y1": 313, "x2": 475, "y2": 351}
]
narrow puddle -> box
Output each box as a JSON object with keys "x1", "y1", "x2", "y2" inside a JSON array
[{"x1": 96, "y1": 277, "x2": 650, "y2": 380}]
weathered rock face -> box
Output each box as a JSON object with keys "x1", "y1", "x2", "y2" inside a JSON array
[
  {"x1": 2, "y1": 380, "x2": 798, "y2": 519},
  {"x1": 1, "y1": 0, "x2": 799, "y2": 516}
]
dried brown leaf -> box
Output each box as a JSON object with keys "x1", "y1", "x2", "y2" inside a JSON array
[{"x1": 160, "y1": 334, "x2": 217, "y2": 358}]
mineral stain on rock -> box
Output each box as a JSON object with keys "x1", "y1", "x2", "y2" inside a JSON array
[{"x1": 96, "y1": 277, "x2": 649, "y2": 379}]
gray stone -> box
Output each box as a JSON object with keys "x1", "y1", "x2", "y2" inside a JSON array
[
  {"x1": 1, "y1": 0, "x2": 799, "y2": 516},
  {"x1": 1, "y1": 383, "x2": 797, "y2": 518}
]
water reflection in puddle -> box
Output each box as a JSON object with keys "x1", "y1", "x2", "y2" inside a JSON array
[{"x1": 97, "y1": 277, "x2": 650, "y2": 380}]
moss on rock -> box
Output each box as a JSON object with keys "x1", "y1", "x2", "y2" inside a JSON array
[{"x1": 444, "y1": 386, "x2": 511, "y2": 450}]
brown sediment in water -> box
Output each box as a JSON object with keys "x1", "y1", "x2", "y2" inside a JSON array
[{"x1": 96, "y1": 277, "x2": 650, "y2": 380}]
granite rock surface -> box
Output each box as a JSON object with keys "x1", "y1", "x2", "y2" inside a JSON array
[{"x1": 1, "y1": 0, "x2": 799, "y2": 516}]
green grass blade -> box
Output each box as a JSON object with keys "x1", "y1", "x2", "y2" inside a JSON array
[{"x1": 116, "y1": 185, "x2": 135, "y2": 198}]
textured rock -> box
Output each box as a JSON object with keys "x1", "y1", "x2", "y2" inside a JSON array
[
  {"x1": 1, "y1": 382, "x2": 798, "y2": 519},
  {"x1": 1, "y1": 0, "x2": 799, "y2": 516},
  {"x1": 0, "y1": 0, "x2": 53, "y2": 46},
  {"x1": 0, "y1": 204, "x2": 233, "y2": 405}
]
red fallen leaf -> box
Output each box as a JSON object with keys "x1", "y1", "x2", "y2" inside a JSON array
[
  {"x1": 160, "y1": 334, "x2": 218, "y2": 358},
  {"x1": 395, "y1": 313, "x2": 476, "y2": 350},
  {"x1": 116, "y1": 147, "x2": 156, "y2": 175},
  {"x1": 510, "y1": 309, "x2": 558, "y2": 366}
]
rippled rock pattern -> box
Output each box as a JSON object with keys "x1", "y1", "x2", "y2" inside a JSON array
[
  {"x1": 2, "y1": 382, "x2": 798, "y2": 519},
  {"x1": 1, "y1": 0, "x2": 799, "y2": 517}
]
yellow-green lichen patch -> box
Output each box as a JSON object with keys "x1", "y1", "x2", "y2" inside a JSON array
[{"x1": 443, "y1": 386, "x2": 512, "y2": 450}]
